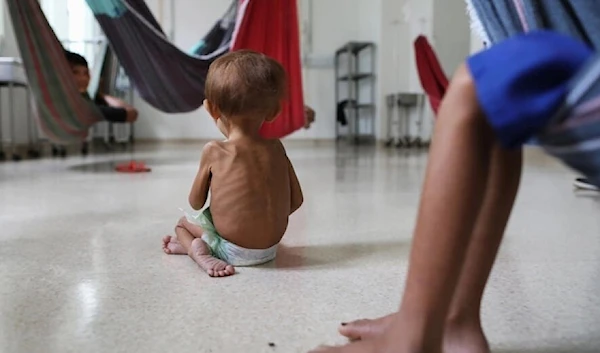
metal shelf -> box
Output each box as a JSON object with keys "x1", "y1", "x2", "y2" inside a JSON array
[
  {"x1": 334, "y1": 41, "x2": 376, "y2": 144},
  {"x1": 347, "y1": 102, "x2": 375, "y2": 109},
  {"x1": 337, "y1": 73, "x2": 374, "y2": 81},
  {"x1": 335, "y1": 42, "x2": 374, "y2": 56}
]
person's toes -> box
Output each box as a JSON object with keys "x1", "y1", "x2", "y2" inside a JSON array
[
  {"x1": 225, "y1": 265, "x2": 235, "y2": 275},
  {"x1": 338, "y1": 320, "x2": 369, "y2": 340}
]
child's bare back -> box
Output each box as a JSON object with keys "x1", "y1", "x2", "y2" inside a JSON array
[
  {"x1": 204, "y1": 138, "x2": 299, "y2": 249},
  {"x1": 162, "y1": 50, "x2": 303, "y2": 277}
]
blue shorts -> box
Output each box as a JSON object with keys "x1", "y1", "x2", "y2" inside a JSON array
[{"x1": 467, "y1": 30, "x2": 593, "y2": 148}]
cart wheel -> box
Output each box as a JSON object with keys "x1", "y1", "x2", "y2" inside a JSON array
[{"x1": 81, "y1": 143, "x2": 89, "y2": 156}]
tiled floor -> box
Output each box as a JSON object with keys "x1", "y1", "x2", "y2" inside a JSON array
[{"x1": 1, "y1": 142, "x2": 599, "y2": 353}]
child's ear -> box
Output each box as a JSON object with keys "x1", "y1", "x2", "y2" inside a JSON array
[{"x1": 204, "y1": 100, "x2": 220, "y2": 120}]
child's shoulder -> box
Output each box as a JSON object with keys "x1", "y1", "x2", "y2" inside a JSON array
[{"x1": 201, "y1": 140, "x2": 228, "y2": 160}]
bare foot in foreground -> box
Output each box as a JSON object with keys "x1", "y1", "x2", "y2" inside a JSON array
[
  {"x1": 310, "y1": 329, "x2": 410, "y2": 353},
  {"x1": 339, "y1": 314, "x2": 394, "y2": 341},
  {"x1": 162, "y1": 235, "x2": 187, "y2": 254},
  {"x1": 309, "y1": 340, "x2": 383, "y2": 353},
  {"x1": 189, "y1": 238, "x2": 235, "y2": 277},
  {"x1": 333, "y1": 313, "x2": 489, "y2": 353}
]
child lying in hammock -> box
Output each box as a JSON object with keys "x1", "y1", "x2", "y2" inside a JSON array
[
  {"x1": 65, "y1": 50, "x2": 138, "y2": 124},
  {"x1": 162, "y1": 50, "x2": 304, "y2": 277},
  {"x1": 52, "y1": 51, "x2": 139, "y2": 157}
]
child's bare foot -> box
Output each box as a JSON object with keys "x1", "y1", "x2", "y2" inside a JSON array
[
  {"x1": 339, "y1": 314, "x2": 394, "y2": 341},
  {"x1": 162, "y1": 235, "x2": 187, "y2": 254},
  {"x1": 189, "y1": 238, "x2": 235, "y2": 277}
]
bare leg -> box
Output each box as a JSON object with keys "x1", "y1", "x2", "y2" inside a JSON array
[
  {"x1": 339, "y1": 147, "x2": 522, "y2": 353},
  {"x1": 312, "y1": 64, "x2": 511, "y2": 352},
  {"x1": 164, "y1": 217, "x2": 235, "y2": 277},
  {"x1": 443, "y1": 146, "x2": 521, "y2": 353}
]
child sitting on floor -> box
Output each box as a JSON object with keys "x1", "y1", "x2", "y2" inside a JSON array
[{"x1": 162, "y1": 50, "x2": 304, "y2": 277}]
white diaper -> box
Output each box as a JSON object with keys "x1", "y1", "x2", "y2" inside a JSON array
[{"x1": 181, "y1": 207, "x2": 278, "y2": 267}]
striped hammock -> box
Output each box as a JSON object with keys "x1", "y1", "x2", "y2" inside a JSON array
[
  {"x1": 467, "y1": 0, "x2": 600, "y2": 186},
  {"x1": 84, "y1": 0, "x2": 238, "y2": 114},
  {"x1": 6, "y1": 0, "x2": 103, "y2": 144}
]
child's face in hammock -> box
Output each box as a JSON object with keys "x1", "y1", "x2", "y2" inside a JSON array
[{"x1": 71, "y1": 65, "x2": 90, "y2": 93}]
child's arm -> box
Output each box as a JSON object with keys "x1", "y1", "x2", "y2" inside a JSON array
[
  {"x1": 188, "y1": 142, "x2": 214, "y2": 210},
  {"x1": 275, "y1": 140, "x2": 303, "y2": 214},
  {"x1": 101, "y1": 94, "x2": 139, "y2": 122},
  {"x1": 101, "y1": 94, "x2": 131, "y2": 109},
  {"x1": 287, "y1": 157, "x2": 303, "y2": 215}
]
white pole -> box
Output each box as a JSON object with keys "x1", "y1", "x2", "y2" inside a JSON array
[{"x1": 170, "y1": 0, "x2": 175, "y2": 41}]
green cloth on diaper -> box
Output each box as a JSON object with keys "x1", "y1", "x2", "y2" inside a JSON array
[{"x1": 194, "y1": 208, "x2": 227, "y2": 260}]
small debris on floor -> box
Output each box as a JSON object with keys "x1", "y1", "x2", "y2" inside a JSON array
[{"x1": 268, "y1": 342, "x2": 276, "y2": 347}]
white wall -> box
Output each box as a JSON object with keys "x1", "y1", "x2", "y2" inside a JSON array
[
  {"x1": 432, "y1": 0, "x2": 471, "y2": 76},
  {"x1": 374, "y1": 0, "x2": 471, "y2": 141},
  {"x1": 293, "y1": 0, "x2": 380, "y2": 140},
  {"x1": 470, "y1": 30, "x2": 486, "y2": 54}
]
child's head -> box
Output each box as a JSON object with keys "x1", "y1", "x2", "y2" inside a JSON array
[
  {"x1": 65, "y1": 50, "x2": 90, "y2": 93},
  {"x1": 204, "y1": 50, "x2": 287, "y2": 136}
]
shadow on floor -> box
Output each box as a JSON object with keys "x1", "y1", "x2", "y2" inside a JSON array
[
  {"x1": 259, "y1": 240, "x2": 410, "y2": 270},
  {"x1": 574, "y1": 190, "x2": 600, "y2": 201}
]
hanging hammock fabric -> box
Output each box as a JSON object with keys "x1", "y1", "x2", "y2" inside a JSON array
[
  {"x1": 466, "y1": 0, "x2": 600, "y2": 49},
  {"x1": 85, "y1": 0, "x2": 239, "y2": 113},
  {"x1": 413, "y1": 35, "x2": 449, "y2": 115},
  {"x1": 189, "y1": 1, "x2": 238, "y2": 57},
  {"x1": 6, "y1": 0, "x2": 103, "y2": 143},
  {"x1": 230, "y1": 0, "x2": 305, "y2": 139},
  {"x1": 86, "y1": 0, "x2": 305, "y2": 139},
  {"x1": 466, "y1": 0, "x2": 600, "y2": 186}
]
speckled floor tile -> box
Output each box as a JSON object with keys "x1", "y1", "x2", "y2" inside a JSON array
[{"x1": 0, "y1": 142, "x2": 599, "y2": 353}]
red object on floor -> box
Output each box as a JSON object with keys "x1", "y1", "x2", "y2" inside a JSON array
[
  {"x1": 414, "y1": 35, "x2": 449, "y2": 115},
  {"x1": 115, "y1": 160, "x2": 151, "y2": 173},
  {"x1": 231, "y1": 0, "x2": 305, "y2": 139}
]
